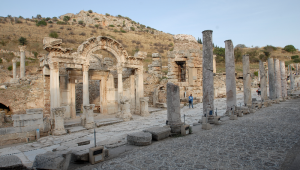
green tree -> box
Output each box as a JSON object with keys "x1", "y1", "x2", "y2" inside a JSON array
[
  {"x1": 235, "y1": 44, "x2": 246, "y2": 48},
  {"x1": 18, "y1": 37, "x2": 27, "y2": 46},
  {"x1": 284, "y1": 45, "x2": 296, "y2": 53},
  {"x1": 36, "y1": 14, "x2": 42, "y2": 19},
  {"x1": 49, "y1": 31, "x2": 58, "y2": 38},
  {"x1": 213, "y1": 46, "x2": 225, "y2": 63},
  {"x1": 234, "y1": 47, "x2": 244, "y2": 62},
  {"x1": 63, "y1": 16, "x2": 70, "y2": 22},
  {"x1": 36, "y1": 20, "x2": 47, "y2": 26},
  {"x1": 78, "y1": 20, "x2": 84, "y2": 25},
  {"x1": 197, "y1": 37, "x2": 202, "y2": 44},
  {"x1": 88, "y1": 10, "x2": 93, "y2": 13}
]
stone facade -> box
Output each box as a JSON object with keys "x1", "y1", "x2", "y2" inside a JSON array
[{"x1": 148, "y1": 53, "x2": 162, "y2": 78}]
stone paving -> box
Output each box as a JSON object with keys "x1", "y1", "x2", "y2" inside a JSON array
[{"x1": 79, "y1": 97, "x2": 300, "y2": 170}]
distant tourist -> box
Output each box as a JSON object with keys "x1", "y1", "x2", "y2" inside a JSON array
[
  {"x1": 189, "y1": 94, "x2": 193, "y2": 109},
  {"x1": 257, "y1": 86, "x2": 261, "y2": 96}
]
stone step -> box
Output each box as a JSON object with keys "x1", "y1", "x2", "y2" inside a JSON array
[
  {"x1": 64, "y1": 122, "x2": 81, "y2": 128},
  {"x1": 95, "y1": 118, "x2": 123, "y2": 127},
  {"x1": 65, "y1": 126, "x2": 86, "y2": 134}
]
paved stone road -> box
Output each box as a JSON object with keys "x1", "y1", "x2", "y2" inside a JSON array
[{"x1": 79, "y1": 98, "x2": 300, "y2": 170}]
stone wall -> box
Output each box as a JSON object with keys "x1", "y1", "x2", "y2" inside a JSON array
[{"x1": 76, "y1": 80, "x2": 100, "y2": 111}]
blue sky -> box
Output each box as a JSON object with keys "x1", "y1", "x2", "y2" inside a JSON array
[{"x1": 1, "y1": 0, "x2": 299, "y2": 49}]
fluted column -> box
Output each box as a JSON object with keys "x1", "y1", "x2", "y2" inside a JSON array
[
  {"x1": 202, "y1": 30, "x2": 214, "y2": 115},
  {"x1": 18, "y1": 46, "x2": 26, "y2": 78},
  {"x1": 82, "y1": 64, "x2": 89, "y2": 105},
  {"x1": 224, "y1": 40, "x2": 236, "y2": 111},
  {"x1": 259, "y1": 61, "x2": 268, "y2": 101},
  {"x1": 50, "y1": 62, "x2": 60, "y2": 118},
  {"x1": 243, "y1": 54, "x2": 251, "y2": 106}
]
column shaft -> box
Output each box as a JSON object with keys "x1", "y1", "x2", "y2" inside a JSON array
[
  {"x1": 50, "y1": 62, "x2": 60, "y2": 118},
  {"x1": 243, "y1": 55, "x2": 252, "y2": 106},
  {"x1": 12, "y1": 60, "x2": 17, "y2": 79},
  {"x1": 70, "y1": 78, "x2": 76, "y2": 118},
  {"x1": 280, "y1": 61, "x2": 287, "y2": 98},
  {"x1": 259, "y1": 61, "x2": 268, "y2": 101},
  {"x1": 274, "y1": 59, "x2": 282, "y2": 99},
  {"x1": 268, "y1": 58, "x2": 276, "y2": 99},
  {"x1": 82, "y1": 65, "x2": 89, "y2": 105}
]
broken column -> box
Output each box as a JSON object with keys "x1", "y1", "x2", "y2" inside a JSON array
[
  {"x1": 268, "y1": 58, "x2": 276, "y2": 99},
  {"x1": 19, "y1": 45, "x2": 26, "y2": 78},
  {"x1": 167, "y1": 82, "x2": 183, "y2": 133},
  {"x1": 140, "y1": 97, "x2": 149, "y2": 116},
  {"x1": 83, "y1": 104, "x2": 95, "y2": 129},
  {"x1": 202, "y1": 30, "x2": 214, "y2": 115},
  {"x1": 280, "y1": 61, "x2": 287, "y2": 98},
  {"x1": 259, "y1": 60, "x2": 268, "y2": 101},
  {"x1": 118, "y1": 97, "x2": 132, "y2": 121},
  {"x1": 213, "y1": 55, "x2": 217, "y2": 73},
  {"x1": 274, "y1": 59, "x2": 282, "y2": 99},
  {"x1": 10, "y1": 59, "x2": 19, "y2": 83},
  {"x1": 52, "y1": 107, "x2": 66, "y2": 135},
  {"x1": 243, "y1": 54, "x2": 251, "y2": 106},
  {"x1": 224, "y1": 40, "x2": 236, "y2": 112}
]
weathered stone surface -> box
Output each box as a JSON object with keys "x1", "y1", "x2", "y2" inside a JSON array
[
  {"x1": 202, "y1": 123, "x2": 212, "y2": 130},
  {"x1": 259, "y1": 60, "x2": 268, "y2": 101},
  {"x1": 225, "y1": 40, "x2": 236, "y2": 111},
  {"x1": 140, "y1": 97, "x2": 149, "y2": 116},
  {"x1": 144, "y1": 127, "x2": 171, "y2": 140},
  {"x1": 202, "y1": 30, "x2": 214, "y2": 115},
  {"x1": 0, "y1": 85, "x2": 7, "y2": 89},
  {"x1": 33, "y1": 151, "x2": 71, "y2": 170},
  {"x1": 118, "y1": 98, "x2": 132, "y2": 121},
  {"x1": 52, "y1": 107, "x2": 66, "y2": 136},
  {"x1": 280, "y1": 61, "x2": 287, "y2": 98},
  {"x1": 12, "y1": 108, "x2": 43, "y2": 128},
  {"x1": 268, "y1": 58, "x2": 276, "y2": 99},
  {"x1": 274, "y1": 59, "x2": 282, "y2": 99},
  {"x1": 243, "y1": 55, "x2": 252, "y2": 106},
  {"x1": 83, "y1": 104, "x2": 95, "y2": 129},
  {"x1": 0, "y1": 155, "x2": 24, "y2": 169},
  {"x1": 127, "y1": 132, "x2": 152, "y2": 146},
  {"x1": 167, "y1": 83, "x2": 183, "y2": 133}
]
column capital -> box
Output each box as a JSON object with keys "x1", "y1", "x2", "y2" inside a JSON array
[
  {"x1": 117, "y1": 67, "x2": 123, "y2": 74},
  {"x1": 12, "y1": 59, "x2": 17, "y2": 63},
  {"x1": 18, "y1": 45, "x2": 26, "y2": 52},
  {"x1": 82, "y1": 64, "x2": 89, "y2": 72},
  {"x1": 83, "y1": 104, "x2": 95, "y2": 110},
  {"x1": 51, "y1": 107, "x2": 66, "y2": 117},
  {"x1": 49, "y1": 62, "x2": 59, "y2": 70}
]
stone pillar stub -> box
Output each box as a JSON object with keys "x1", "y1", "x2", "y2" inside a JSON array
[
  {"x1": 280, "y1": 61, "x2": 287, "y2": 98},
  {"x1": 225, "y1": 40, "x2": 236, "y2": 111},
  {"x1": 140, "y1": 97, "x2": 149, "y2": 116},
  {"x1": 83, "y1": 104, "x2": 95, "y2": 129},
  {"x1": 19, "y1": 46, "x2": 26, "y2": 78},
  {"x1": 119, "y1": 98, "x2": 132, "y2": 121},
  {"x1": 274, "y1": 59, "x2": 282, "y2": 99},
  {"x1": 202, "y1": 30, "x2": 214, "y2": 115},
  {"x1": 259, "y1": 60, "x2": 268, "y2": 101},
  {"x1": 52, "y1": 107, "x2": 66, "y2": 136},
  {"x1": 82, "y1": 64, "x2": 89, "y2": 105},
  {"x1": 268, "y1": 58, "x2": 276, "y2": 99},
  {"x1": 167, "y1": 82, "x2": 183, "y2": 133},
  {"x1": 243, "y1": 55, "x2": 251, "y2": 106}
]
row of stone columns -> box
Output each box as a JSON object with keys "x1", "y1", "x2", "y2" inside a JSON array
[{"x1": 10, "y1": 46, "x2": 26, "y2": 83}]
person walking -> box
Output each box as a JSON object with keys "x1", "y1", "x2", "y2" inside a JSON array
[
  {"x1": 189, "y1": 94, "x2": 193, "y2": 109},
  {"x1": 257, "y1": 86, "x2": 261, "y2": 96}
]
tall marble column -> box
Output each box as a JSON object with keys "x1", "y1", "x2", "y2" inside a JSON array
[
  {"x1": 274, "y1": 59, "x2": 282, "y2": 99},
  {"x1": 135, "y1": 67, "x2": 144, "y2": 115},
  {"x1": 12, "y1": 59, "x2": 17, "y2": 79},
  {"x1": 224, "y1": 40, "x2": 236, "y2": 111},
  {"x1": 18, "y1": 46, "x2": 26, "y2": 78},
  {"x1": 213, "y1": 55, "x2": 217, "y2": 73},
  {"x1": 202, "y1": 30, "x2": 214, "y2": 115},
  {"x1": 117, "y1": 66, "x2": 123, "y2": 113},
  {"x1": 280, "y1": 61, "x2": 287, "y2": 98},
  {"x1": 82, "y1": 64, "x2": 89, "y2": 105},
  {"x1": 70, "y1": 78, "x2": 76, "y2": 118},
  {"x1": 243, "y1": 55, "x2": 251, "y2": 106},
  {"x1": 268, "y1": 58, "x2": 276, "y2": 99},
  {"x1": 259, "y1": 60, "x2": 268, "y2": 101},
  {"x1": 50, "y1": 62, "x2": 60, "y2": 118}
]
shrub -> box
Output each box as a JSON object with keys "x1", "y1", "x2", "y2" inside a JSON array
[
  {"x1": 94, "y1": 18, "x2": 99, "y2": 20},
  {"x1": 264, "y1": 45, "x2": 277, "y2": 51},
  {"x1": 36, "y1": 20, "x2": 47, "y2": 26},
  {"x1": 60, "y1": 26, "x2": 64, "y2": 29},
  {"x1": 63, "y1": 16, "x2": 70, "y2": 22},
  {"x1": 45, "y1": 17, "x2": 51, "y2": 21},
  {"x1": 130, "y1": 27, "x2": 135, "y2": 31},
  {"x1": 86, "y1": 13, "x2": 89, "y2": 16},
  {"x1": 114, "y1": 29, "x2": 118, "y2": 32},
  {"x1": 69, "y1": 31, "x2": 75, "y2": 35},
  {"x1": 17, "y1": 62, "x2": 20, "y2": 66},
  {"x1": 7, "y1": 65, "x2": 12, "y2": 71},
  {"x1": 113, "y1": 19, "x2": 117, "y2": 21},
  {"x1": 109, "y1": 25, "x2": 115, "y2": 27},
  {"x1": 57, "y1": 21, "x2": 67, "y2": 25},
  {"x1": 168, "y1": 43, "x2": 173, "y2": 47},
  {"x1": 78, "y1": 20, "x2": 84, "y2": 25},
  {"x1": 0, "y1": 58, "x2": 2, "y2": 63},
  {"x1": 120, "y1": 29, "x2": 126, "y2": 33},
  {"x1": 284, "y1": 45, "x2": 296, "y2": 53},
  {"x1": 52, "y1": 17, "x2": 58, "y2": 21},
  {"x1": 79, "y1": 32, "x2": 86, "y2": 36},
  {"x1": 294, "y1": 58, "x2": 300, "y2": 63},
  {"x1": 48, "y1": 20, "x2": 53, "y2": 23},
  {"x1": 291, "y1": 55, "x2": 299, "y2": 59},
  {"x1": 88, "y1": 10, "x2": 93, "y2": 13},
  {"x1": 49, "y1": 31, "x2": 58, "y2": 38},
  {"x1": 48, "y1": 24, "x2": 53, "y2": 28},
  {"x1": 67, "y1": 27, "x2": 72, "y2": 30},
  {"x1": 18, "y1": 37, "x2": 27, "y2": 46},
  {"x1": 95, "y1": 24, "x2": 99, "y2": 29},
  {"x1": 36, "y1": 14, "x2": 42, "y2": 19},
  {"x1": 73, "y1": 19, "x2": 76, "y2": 22},
  {"x1": 33, "y1": 51, "x2": 38, "y2": 58},
  {"x1": 105, "y1": 13, "x2": 110, "y2": 16},
  {"x1": 19, "y1": 16, "x2": 23, "y2": 19}
]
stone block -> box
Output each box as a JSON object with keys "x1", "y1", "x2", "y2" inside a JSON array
[
  {"x1": 127, "y1": 132, "x2": 152, "y2": 146},
  {"x1": 0, "y1": 155, "x2": 24, "y2": 169},
  {"x1": 12, "y1": 108, "x2": 44, "y2": 128},
  {"x1": 181, "y1": 124, "x2": 190, "y2": 136},
  {"x1": 230, "y1": 115, "x2": 238, "y2": 120},
  {"x1": 238, "y1": 112, "x2": 243, "y2": 117},
  {"x1": 33, "y1": 151, "x2": 72, "y2": 170},
  {"x1": 202, "y1": 123, "x2": 212, "y2": 130},
  {"x1": 144, "y1": 127, "x2": 171, "y2": 140},
  {"x1": 250, "y1": 109, "x2": 256, "y2": 113},
  {"x1": 89, "y1": 146, "x2": 104, "y2": 165}
]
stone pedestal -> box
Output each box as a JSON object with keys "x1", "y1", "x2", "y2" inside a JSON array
[
  {"x1": 18, "y1": 46, "x2": 26, "y2": 78},
  {"x1": 274, "y1": 59, "x2": 282, "y2": 99},
  {"x1": 83, "y1": 104, "x2": 95, "y2": 129},
  {"x1": 52, "y1": 107, "x2": 66, "y2": 136},
  {"x1": 225, "y1": 40, "x2": 236, "y2": 111},
  {"x1": 202, "y1": 30, "x2": 214, "y2": 115},
  {"x1": 167, "y1": 82, "x2": 183, "y2": 133},
  {"x1": 118, "y1": 99, "x2": 132, "y2": 121},
  {"x1": 280, "y1": 61, "x2": 287, "y2": 98},
  {"x1": 268, "y1": 58, "x2": 276, "y2": 99},
  {"x1": 243, "y1": 55, "x2": 252, "y2": 106},
  {"x1": 140, "y1": 97, "x2": 149, "y2": 116},
  {"x1": 259, "y1": 60, "x2": 268, "y2": 101}
]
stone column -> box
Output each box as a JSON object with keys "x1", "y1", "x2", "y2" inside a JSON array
[
  {"x1": 119, "y1": 98, "x2": 132, "y2": 121},
  {"x1": 135, "y1": 67, "x2": 143, "y2": 114},
  {"x1": 12, "y1": 59, "x2": 17, "y2": 79},
  {"x1": 268, "y1": 58, "x2": 276, "y2": 99},
  {"x1": 213, "y1": 55, "x2": 217, "y2": 73},
  {"x1": 117, "y1": 66, "x2": 123, "y2": 113},
  {"x1": 50, "y1": 62, "x2": 60, "y2": 118},
  {"x1": 167, "y1": 82, "x2": 183, "y2": 133},
  {"x1": 52, "y1": 107, "x2": 66, "y2": 136},
  {"x1": 259, "y1": 60, "x2": 268, "y2": 101},
  {"x1": 274, "y1": 59, "x2": 282, "y2": 99},
  {"x1": 70, "y1": 78, "x2": 76, "y2": 118},
  {"x1": 83, "y1": 104, "x2": 95, "y2": 129},
  {"x1": 18, "y1": 46, "x2": 26, "y2": 78},
  {"x1": 140, "y1": 97, "x2": 149, "y2": 116},
  {"x1": 243, "y1": 55, "x2": 251, "y2": 106},
  {"x1": 129, "y1": 75, "x2": 135, "y2": 113},
  {"x1": 291, "y1": 66, "x2": 295, "y2": 90},
  {"x1": 280, "y1": 61, "x2": 287, "y2": 98},
  {"x1": 224, "y1": 40, "x2": 236, "y2": 111},
  {"x1": 202, "y1": 30, "x2": 214, "y2": 115},
  {"x1": 82, "y1": 64, "x2": 89, "y2": 105},
  {"x1": 258, "y1": 70, "x2": 260, "y2": 81}
]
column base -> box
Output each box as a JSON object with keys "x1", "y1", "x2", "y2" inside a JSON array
[
  {"x1": 84, "y1": 123, "x2": 95, "y2": 129},
  {"x1": 53, "y1": 129, "x2": 66, "y2": 136}
]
